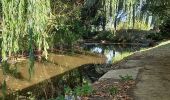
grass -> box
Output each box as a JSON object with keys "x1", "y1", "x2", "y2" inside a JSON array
[
  {"x1": 112, "y1": 51, "x2": 133, "y2": 63},
  {"x1": 119, "y1": 75, "x2": 133, "y2": 81},
  {"x1": 109, "y1": 86, "x2": 118, "y2": 95}
]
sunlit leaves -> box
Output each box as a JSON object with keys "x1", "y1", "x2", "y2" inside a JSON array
[
  {"x1": 1, "y1": 0, "x2": 26, "y2": 60},
  {"x1": 1, "y1": 0, "x2": 51, "y2": 78}
]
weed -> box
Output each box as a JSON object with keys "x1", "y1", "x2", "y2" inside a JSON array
[
  {"x1": 64, "y1": 86, "x2": 72, "y2": 95},
  {"x1": 78, "y1": 83, "x2": 93, "y2": 96},
  {"x1": 119, "y1": 75, "x2": 133, "y2": 81},
  {"x1": 27, "y1": 92, "x2": 36, "y2": 100},
  {"x1": 56, "y1": 95, "x2": 65, "y2": 100},
  {"x1": 56, "y1": 83, "x2": 93, "y2": 99},
  {"x1": 109, "y1": 86, "x2": 118, "y2": 95}
]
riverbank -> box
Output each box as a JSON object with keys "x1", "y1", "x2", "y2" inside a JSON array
[{"x1": 86, "y1": 40, "x2": 170, "y2": 100}]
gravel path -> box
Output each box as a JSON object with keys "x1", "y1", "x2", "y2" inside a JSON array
[{"x1": 133, "y1": 41, "x2": 170, "y2": 100}]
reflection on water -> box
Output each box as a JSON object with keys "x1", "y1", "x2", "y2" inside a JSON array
[
  {"x1": 49, "y1": 44, "x2": 144, "y2": 99},
  {"x1": 84, "y1": 44, "x2": 142, "y2": 63},
  {"x1": 15, "y1": 44, "x2": 144, "y2": 99}
]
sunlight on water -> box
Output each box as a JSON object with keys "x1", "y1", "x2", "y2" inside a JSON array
[{"x1": 84, "y1": 44, "x2": 141, "y2": 63}]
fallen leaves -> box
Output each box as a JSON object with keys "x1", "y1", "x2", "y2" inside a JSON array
[{"x1": 82, "y1": 79, "x2": 135, "y2": 100}]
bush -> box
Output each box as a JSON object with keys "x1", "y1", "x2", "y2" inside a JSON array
[
  {"x1": 159, "y1": 19, "x2": 170, "y2": 38},
  {"x1": 49, "y1": 20, "x2": 85, "y2": 49},
  {"x1": 94, "y1": 31, "x2": 115, "y2": 41},
  {"x1": 146, "y1": 32, "x2": 163, "y2": 41}
]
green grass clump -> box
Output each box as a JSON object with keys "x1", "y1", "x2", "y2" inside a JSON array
[
  {"x1": 119, "y1": 75, "x2": 133, "y2": 81},
  {"x1": 109, "y1": 86, "x2": 118, "y2": 95},
  {"x1": 113, "y1": 52, "x2": 133, "y2": 63}
]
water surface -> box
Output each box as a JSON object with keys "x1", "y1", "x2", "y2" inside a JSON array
[{"x1": 83, "y1": 44, "x2": 142, "y2": 63}]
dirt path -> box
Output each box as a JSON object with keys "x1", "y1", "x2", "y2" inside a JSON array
[{"x1": 132, "y1": 41, "x2": 170, "y2": 100}]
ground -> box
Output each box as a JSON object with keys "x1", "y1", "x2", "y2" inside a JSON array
[
  {"x1": 88, "y1": 40, "x2": 170, "y2": 100},
  {"x1": 133, "y1": 41, "x2": 170, "y2": 100}
]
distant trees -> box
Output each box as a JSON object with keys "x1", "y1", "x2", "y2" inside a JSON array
[
  {"x1": 82, "y1": 0, "x2": 169, "y2": 31},
  {"x1": 81, "y1": 0, "x2": 153, "y2": 31},
  {"x1": 142, "y1": 0, "x2": 170, "y2": 20},
  {"x1": 143, "y1": 0, "x2": 170, "y2": 38}
]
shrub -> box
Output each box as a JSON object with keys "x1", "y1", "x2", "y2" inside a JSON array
[
  {"x1": 94, "y1": 31, "x2": 115, "y2": 41},
  {"x1": 146, "y1": 32, "x2": 163, "y2": 41},
  {"x1": 159, "y1": 19, "x2": 170, "y2": 38}
]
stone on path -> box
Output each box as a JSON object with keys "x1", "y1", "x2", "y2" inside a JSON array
[{"x1": 99, "y1": 67, "x2": 142, "y2": 80}]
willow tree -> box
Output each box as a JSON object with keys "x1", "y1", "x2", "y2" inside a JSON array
[
  {"x1": 85, "y1": 0, "x2": 153, "y2": 30},
  {"x1": 1, "y1": 0, "x2": 51, "y2": 78},
  {"x1": 28, "y1": 0, "x2": 50, "y2": 60},
  {"x1": 1, "y1": 0, "x2": 26, "y2": 61}
]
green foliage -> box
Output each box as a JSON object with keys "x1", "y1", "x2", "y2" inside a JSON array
[
  {"x1": 48, "y1": 0, "x2": 86, "y2": 49},
  {"x1": 146, "y1": 32, "x2": 163, "y2": 41},
  {"x1": 147, "y1": 18, "x2": 170, "y2": 40},
  {"x1": 74, "y1": 86, "x2": 82, "y2": 96},
  {"x1": 109, "y1": 86, "x2": 118, "y2": 95},
  {"x1": 159, "y1": 19, "x2": 170, "y2": 38},
  {"x1": 64, "y1": 86, "x2": 73, "y2": 95},
  {"x1": 55, "y1": 83, "x2": 93, "y2": 99},
  {"x1": 142, "y1": 0, "x2": 170, "y2": 20},
  {"x1": 1, "y1": 0, "x2": 51, "y2": 80},
  {"x1": 51, "y1": 22, "x2": 83, "y2": 47},
  {"x1": 95, "y1": 31, "x2": 115, "y2": 41},
  {"x1": 1, "y1": 0, "x2": 27, "y2": 60},
  {"x1": 27, "y1": 92, "x2": 36, "y2": 100},
  {"x1": 64, "y1": 83, "x2": 93, "y2": 96},
  {"x1": 27, "y1": 0, "x2": 50, "y2": 59},
  {"x1": 119, "y1": 75, "x2": 133, "y2": 81},
  {"x1": 74, "y1": 83, "x2": 93, "y2": 96},
  {"x1": 55, "y1": 95, "x2": 65, "y2": 100},
  {"x1": 2, "y1": 80, "x2": 7, "y2": 99}
]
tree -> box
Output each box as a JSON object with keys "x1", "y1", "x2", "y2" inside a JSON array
[{"x1": 1, "y1": 0, "x2": 51, "y2": 78}]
